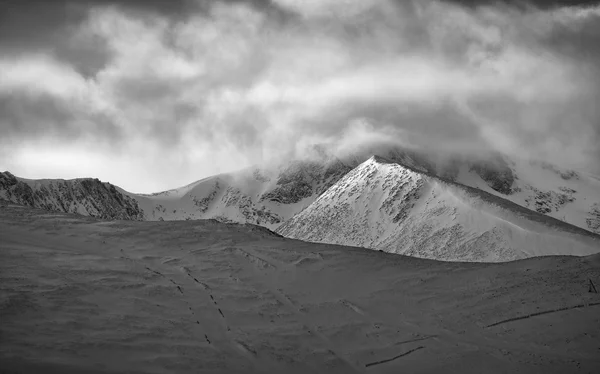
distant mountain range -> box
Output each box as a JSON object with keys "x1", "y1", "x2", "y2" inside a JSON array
[{"x1": 2, "y1": 145, "x2": 599, "y2": 261}]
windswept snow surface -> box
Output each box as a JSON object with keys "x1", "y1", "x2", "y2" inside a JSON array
[
  {"x1": 1, "y1": 205, "x2": 600, "y2": 373},
  {"x1": 277, "y1": 156, "x2": 600, "y2": 262}
]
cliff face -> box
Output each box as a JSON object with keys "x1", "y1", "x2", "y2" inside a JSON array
[{"x1": 0, "y1": 172, "x2": 144, "y2": 220}]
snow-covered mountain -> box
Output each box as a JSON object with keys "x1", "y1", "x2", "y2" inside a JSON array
[
  {"x1": 113, "y1": 146, "x2": 599, "y2": 238},
  {"x1": 2, "y1": 145, "x2": 599, "y2": 242},
  {"x1": 277, "y1": 156, "x2": 600, "y2": 262},
  {"x1": 0, "y1": 171, "x2": 144, "y2": 220},
  {"x1": 127, "y1": 156, "x2": 352, "y2": 230},
  {"x1": 436, "y1": 154, "x2": 600, "y2": 235},
  {"x1": 330, "y1": 146, "x2": 600, "y2": 235}
]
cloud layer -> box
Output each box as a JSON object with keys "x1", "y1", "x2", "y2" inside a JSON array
[{"x1": 1, "y1": 0, "x2": 599, "y2": 192}]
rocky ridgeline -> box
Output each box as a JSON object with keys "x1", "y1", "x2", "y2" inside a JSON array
[
  {"x1": 524, "y1": 187, "x2": 576, "y2": 215},
  {"x1": 469, "y1": 157, "x2": 516, "y2": 195},
  {"x1": 588, "y1": 203, "x2": 600, "y2": 233},
  {"x1": 260, "y1": 159, "x2": 352, "y2": 204},
  {"x1": 364, "y1": 148, "x2": 518, "y2": 195},
  {"x1": 0, "y1": 171, "x2": 144, "y2": 220},
  {"x1": 223, "y1": 186, "x2": 282, "y2": 226}
]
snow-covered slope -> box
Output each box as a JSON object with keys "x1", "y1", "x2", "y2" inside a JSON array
[
  {"x1": 0, "y1": 171, "x2": 144, "y2": 220},
  {"x1": 127, "y1": 157, "x2": 352, "y2": 230},
  {"x1": 337, "y1": 146, "x2": 600, "y2": 235},
  {"x1": 446, "y1": 156, "x2": 600, "y2": 235},
  {"x1": 4, "y1": 205, "x2": 600, "y2": 373},
  {"x1": 277, "y1": 156, "x2": 600, "y2": 262}
]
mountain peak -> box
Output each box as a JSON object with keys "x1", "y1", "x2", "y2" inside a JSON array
[
  {"x1": 277, "y1": 157, "x2": 600, "y2": 262},
  {"x1": 368, "y1": 155, "x2": 395, "y2": 164}
]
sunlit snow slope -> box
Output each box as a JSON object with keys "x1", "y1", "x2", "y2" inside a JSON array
[
  {"x1": 277, "y1": 156, "x2": 600, "y2": 262},
  {"x1": 448, "y1": 156, "x2": 600, "y2": 235},
  {"x1": 340, "y1": 146, "x2": 600, "y2": 235}
]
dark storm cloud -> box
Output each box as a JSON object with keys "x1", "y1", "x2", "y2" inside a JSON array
[
  {"x1": 0, "y1": 0, "x2": 190, "y2": 50},
  {"x1": 0, "y1": 0, "x2": 279, "y2": 74},
  {"x1": 0, "y1": 0, "x2": 195, "y2": 75},
  {"x1": 0, "y1": 91, "x2": 121, "y2": 143}
]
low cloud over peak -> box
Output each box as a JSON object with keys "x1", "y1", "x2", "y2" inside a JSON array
[{"x1": 1, "y1": 0, "x2": 599, "y2": 192}]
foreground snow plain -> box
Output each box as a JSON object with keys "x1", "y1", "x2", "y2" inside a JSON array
[{"x1": 1, "y1": 204, "x2": 599, "y2": 373}]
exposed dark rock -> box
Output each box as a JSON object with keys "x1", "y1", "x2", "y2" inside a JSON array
[
  {"x1": 261, "y1": 161, "x2": 323, "y2": 204},
  {"x1": 587, "y1": 203, "x2": 600, "y2": 233},
  {"x1": 469, "y1": 156, "x2": 515, "y2": 195},
  {"x1": 0, "y1": 172, "x2": 145, "y2": 220}
]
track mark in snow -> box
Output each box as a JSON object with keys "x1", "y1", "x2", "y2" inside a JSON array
[
  {"x1": 486, "y1": 302, "x2": 600, "y2": 328},
  {"x1": 170, "y1": 264, "x2": 232, "y2": 332},
  {"x1": 233, "y1": 248, "x2": 276, "y2": 269},
  {"x1": 144, "y1": 266, "x2": 165, "y2": 278},
  {"x1": 269, "y1": 288, "x2": 363, "y2": 373},
  {"x1": 235, "y1": 340, "x2": 257, "y2": 357},
  {"x1": 393, "y1": 335, "x2": 437, "y2": 346},
  {"x1": 117, "y1": 249, "x2": 242, "y2": 355},
  {"x1": 365, "y1": 346, "x2": 425, "y2": 368},
  {"x1": 161, "y1": 257, "x2": 178, "y2": 265},
  {"x1": 340, "y1": 299, "x2": 365, "y2": 315},
  {"x1": 233, "y1": 250, "x2": 363, "y2": 373},
  {"x1": 291, "y1": 252, "x2": 323, "y2": 266},
  {"x1": 186, "y1": 272, "x2": 210, "y2": 290},
  {"x1": 277, "y1": 288, "x2": 301, "y2": 309},
  {"x1": 338, "y1": 297, "x2": 426, "y2": 337}
]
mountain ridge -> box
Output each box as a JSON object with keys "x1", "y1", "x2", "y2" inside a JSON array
[
  {"x1": 0, "y1": 171, "x2": 144, "y2": 221},
  {"x1": 276, "y1": 156, "x2": 600, "y2": 262},
  {"x1": 2, "y1": 146, "x2": 599, "y2": 241}
]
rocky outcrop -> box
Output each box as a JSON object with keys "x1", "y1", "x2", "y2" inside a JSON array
[
  {"x1": 469, "y1": 156, "x2": 516, "y2": 195},
  {"x1": 0, "y1": 172, "x2": 144, "y2": 220},
  {"x1": 524, "y1": 187, "x2": 576, "y2": 215},
  {"x1": 588, "y1": 203, "x2": 600, "y2": 233},
  {"x1": 260, "y1": 159, "x2": 352, "y2": 204}
]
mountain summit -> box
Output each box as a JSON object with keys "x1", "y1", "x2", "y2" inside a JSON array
[{"x1": 277, "y1": 156, "x2": 600, "y2": 262}]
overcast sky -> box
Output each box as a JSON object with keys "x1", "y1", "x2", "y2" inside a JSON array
[{"x1": 1, "y1": 0, "x2": 599, "y2": 193}]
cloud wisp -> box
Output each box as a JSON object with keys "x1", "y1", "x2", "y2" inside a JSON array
[{"x1": 1, "y1": 0, "x2": 599, "y2": 192}]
